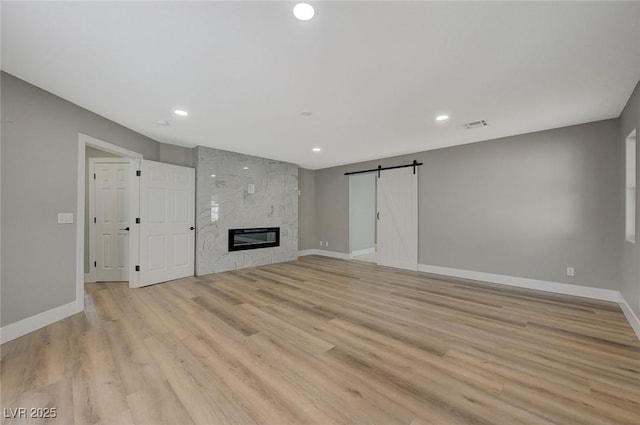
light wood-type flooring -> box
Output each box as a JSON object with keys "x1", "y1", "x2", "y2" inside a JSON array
[{"x1": 2, "y1": 256, "x2": 640, "y2": 425}]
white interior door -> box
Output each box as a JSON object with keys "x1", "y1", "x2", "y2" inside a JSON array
[
  {"x1": 377, "y1": 167, "x2": 418, "y2": 271},
  {"x1": 139, "y1": 160, "x2": 195, "y2": 287},
  {"x1": 94, "y1": 162, "x2": 130, "y2": 281}
]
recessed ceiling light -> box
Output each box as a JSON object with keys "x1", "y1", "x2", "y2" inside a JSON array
[
  {"x1": 293, "y1": 3, "x2": 315, "y2": 21},
  {"x1": 243, "y1": 166, "x2": 249, "y2": 170},
  {"x1": 155, "y1": 120, "x2": 169, "y2": 126},
  {"x1": 174, "y1": 109, "x2": 189, "y2": 117},
  {"x1": 436, "y1": 114, "x2": 449, "y2": 121},
  {"x1": 210, "y1": 174, "x2": 216, "y2": 178},
  {"x1": 312, "y1": 147, "x2": 321, "y2": 152}
]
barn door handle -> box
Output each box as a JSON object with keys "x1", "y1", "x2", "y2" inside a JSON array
[
  {"x1": 120, "y1": 227, "x2": 130, "y2": 231},
  {"x1": 190, "y1": 226, "x2": 195, "y2": 230}
]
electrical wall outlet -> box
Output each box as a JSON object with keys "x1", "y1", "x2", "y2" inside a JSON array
[
  {"x1": 566, "y1": 267, "x2": 575, "y2": 277},
  {"x1": 325, "y1": 241, "x2": 329, "y2": 247},
  {"x1": 57, "y1": 213, "x2": 74, "y2": 224},
  {"x1": 319, "y1": 241, "x2": 323, "y2": 247}
]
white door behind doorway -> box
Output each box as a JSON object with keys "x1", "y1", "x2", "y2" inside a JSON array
[
  {"x1": 139, "y1": 160, "x2": 195, "y2": 287},
  {"x1": 93, "y1": 160, "x2": 131, "y2": 282},
  {"x1": 376, "y1": 167, "x2": 418, "y2": 271}
]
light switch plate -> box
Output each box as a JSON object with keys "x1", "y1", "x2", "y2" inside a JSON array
[
  {"x1": 58, "y1": 213, "x2": 74, "y2": 224},
  {"x1": 247, "y1": 183, "x2": 256, "y2": 194}
]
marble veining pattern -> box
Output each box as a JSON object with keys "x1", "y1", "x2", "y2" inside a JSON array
[{"x1": 196, "y1": 146, "x2": 298, "y2": 274}]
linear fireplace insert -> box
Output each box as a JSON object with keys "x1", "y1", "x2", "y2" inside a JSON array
[{"x1": 228, "y1": 227, "x2": 280, "y2": 252}]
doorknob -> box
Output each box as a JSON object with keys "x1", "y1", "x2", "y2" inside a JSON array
[
  {"x1": 190, "y1": 226, "x2": 195, "y2": 230},
  {"x1": 120, "y1": 227, "x2": 130, "y2": 231}
]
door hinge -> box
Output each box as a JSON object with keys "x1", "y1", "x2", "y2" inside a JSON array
[
  {"x1": 94, "y1": 261, "x2": 97, "y2": 267},
  {"x1": 136, "y1": 170, "x2": 141, "y2": 177},
  {"x1": 93, "y1": 217, "x2": 96, "y2": 224},
  {"x1": 135, "y1": 217, "x2": 140, "y2": 224},
  {"x1": 135, "y1": 265, "x2": 140, "y2": 272}
]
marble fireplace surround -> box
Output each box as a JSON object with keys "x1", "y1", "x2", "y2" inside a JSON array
[{"x1": 195, "y1": 146, "x2": 298, "y2": 274}]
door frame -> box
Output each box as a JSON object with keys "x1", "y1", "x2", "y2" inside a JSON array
[
  {"x1": 88, "y1": 158, "x2": 134, "y2": 284},
  {"x1": 77, "y1": 134, "x2": 142, "y2": 311}
]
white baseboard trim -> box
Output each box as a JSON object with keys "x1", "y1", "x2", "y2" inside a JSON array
[
  {"x1": 619, "y1": 295, "x2": 640, "y2": 340},
  {"x1": 317, "y1": 250, "x2": 352, "y2": 260},
  {"x1": 298, "y1": 249, "x2": 352, "y2": 260},
  {"x1": 84, "y1": 273, "x2": 96, "y2": 283},
  {"x1": 418, "y1": 264, "x2": 621, "y2": 303},
  {"x1": 300, "y1": 248, "x2": 375, "y2": 260},
  {"x1": 351, "y1": 247, "x2": 376, "y2": 257},
  {"x1": 0, "y1": 300, "x2": 82, "y2": 344},
  {"x1": 298, "y1": 249, "x2": 317, "y2": 257}
]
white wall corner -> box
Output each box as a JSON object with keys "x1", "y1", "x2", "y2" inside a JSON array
[
  {"x1": 0, "y1": 300, "x2": 83, "y2": 344},
  {"x1": 418, "y1": 264, "x2": 621, "y2": 302},
  {"x1": 618, "y1": 295, "x2": 640, "y2": 341}
]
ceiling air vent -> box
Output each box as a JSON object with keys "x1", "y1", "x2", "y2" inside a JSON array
[{"x1": 464, "y1": 120, "x2": 488, "y2": 129}]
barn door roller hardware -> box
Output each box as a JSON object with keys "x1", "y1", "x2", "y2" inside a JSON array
[{"x1": 344, "y1": 160, "x2": 423, "y2": 178}]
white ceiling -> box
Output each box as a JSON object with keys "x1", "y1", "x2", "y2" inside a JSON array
[{"x1": 3, "y1": 1, "x2": 640, "y2": 169}]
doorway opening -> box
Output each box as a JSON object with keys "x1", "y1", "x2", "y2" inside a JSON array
[
  {"x1": 348, "y1": 167, "x2": 418, "y2": 270},
  {"x1": 77, "y1": 134, "x2": 142, "y2": 312},
  {"x1": 349, "y1": 173, "x2": 377, "y2": 263},
  {"x1": 86, "y1": 149, "x2": 132, "y2": 283},
  {"x1": 77, "y1": 134, "x2": 197, "y2": 310}
]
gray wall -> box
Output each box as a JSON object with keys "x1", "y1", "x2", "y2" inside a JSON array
[
  {"x1": 195, "y1": 146, "x2": 298, "y2": 274},
  {"x1": 298, "y1": 168, "x2": 316, "y2": 251},
  {"x1": 1, "y1": 72, "x2": 193, "y2": 327},
  {"x1": 314, "y1": 119, "x2": 621, "y2": 290},
  {"x1": 316, "y1": 164, "x2": 350, "y2": 254},
  {"x1": 160, "y1": 143, "x2": 195, "y2": 168},
  {"x1": 349, "y1": 173, "x2": 376, "y2": 252},
  {"x1": 620, "y1": 81, "x2": 640, "y2": 318},
  {"x1": 84, "y1": 146, "x2": 119, "y2": 273}
]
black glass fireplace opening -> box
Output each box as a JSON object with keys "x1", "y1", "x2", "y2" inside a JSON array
[{"x1": 228, "y1": 227, "x2": 280, "y2": 252}]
